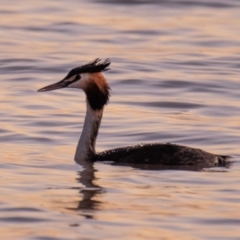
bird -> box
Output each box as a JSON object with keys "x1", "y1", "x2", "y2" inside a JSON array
[{"x1": 38, "y1": 58, "x2": 231, "y2": 168}]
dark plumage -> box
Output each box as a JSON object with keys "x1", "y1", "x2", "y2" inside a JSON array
[
  {"x1": 63, "y1": 58, "x2": 110, "y2": 80},
  {"x1": 95, "y1": 143, "x2": 230, "y2": 167},
  {"x1": 38, "y1": 58, "x2": 232, "y2": 169},
  {"x1": 85, "y1": 81, "x2": 110, "y2": 110}
]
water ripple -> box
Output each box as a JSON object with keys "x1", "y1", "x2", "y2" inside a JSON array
[{"x1": 0, "y1": 1, "x2": 240, "y2": 240}]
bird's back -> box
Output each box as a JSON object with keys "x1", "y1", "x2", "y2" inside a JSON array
[{"x1": 95, "y1": 143, "x2": 230, "y2": 167}]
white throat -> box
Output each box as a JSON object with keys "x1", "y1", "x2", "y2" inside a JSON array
[{"x1": 75, "y1": 101, "x2": 103, "y2": 167}]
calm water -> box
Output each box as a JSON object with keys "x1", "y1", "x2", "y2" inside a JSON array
[{"x1": 1, "y1": 0, "x2": 240, "y2": 239}]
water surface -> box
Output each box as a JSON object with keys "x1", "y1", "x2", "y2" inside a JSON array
[{"x1": 1, "y1": 0, "x2": 240, "y2": 239}]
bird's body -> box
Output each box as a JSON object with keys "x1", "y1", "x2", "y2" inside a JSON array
[
  {"x1": 38, "y1": 59, "x2": 230, "y2": 168},
  {"x1": 96, "y1": 143, "x2": 228, "y2": 166}
]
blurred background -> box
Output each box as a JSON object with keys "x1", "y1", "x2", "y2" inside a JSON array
[{"x1": 0, "y1": 0, "x2": 240, "y2": 239}]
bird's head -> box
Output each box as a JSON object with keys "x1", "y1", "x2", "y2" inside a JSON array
[{"x1": 38, "y1": 58, "x2": 111, "y2": 110}]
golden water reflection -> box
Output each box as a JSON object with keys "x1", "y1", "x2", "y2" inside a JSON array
[{"x1": 1, "y1": 0, "x2": 240, "y2": 239}]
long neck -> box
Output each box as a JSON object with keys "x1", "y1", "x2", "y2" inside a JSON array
[{"x1": 75, "y1": 101, "x2": 103, "y2": 167}]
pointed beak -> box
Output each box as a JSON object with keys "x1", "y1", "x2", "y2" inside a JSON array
[{"x1": 37, "y1": 80, "x2": 68, "y2": 92}]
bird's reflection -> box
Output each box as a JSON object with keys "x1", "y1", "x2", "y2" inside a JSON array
[
  {"x1": 70, "y1": 155, "x2": 232, "y2": 218},
  {"x1": 111, "y1": 162, "x2": 232, "y2": 171},
  {"x1": 68, "y1": 161, "x2": 103, "y2": 218}
]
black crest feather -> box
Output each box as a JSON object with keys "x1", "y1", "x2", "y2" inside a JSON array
[{"x1": 64, "y1": 58, "x2": 111, "y2": 80}]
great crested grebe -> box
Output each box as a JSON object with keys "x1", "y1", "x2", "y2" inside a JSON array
[{"x1": 38, "y1": 59, "x2": 230, "y2": 168}]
